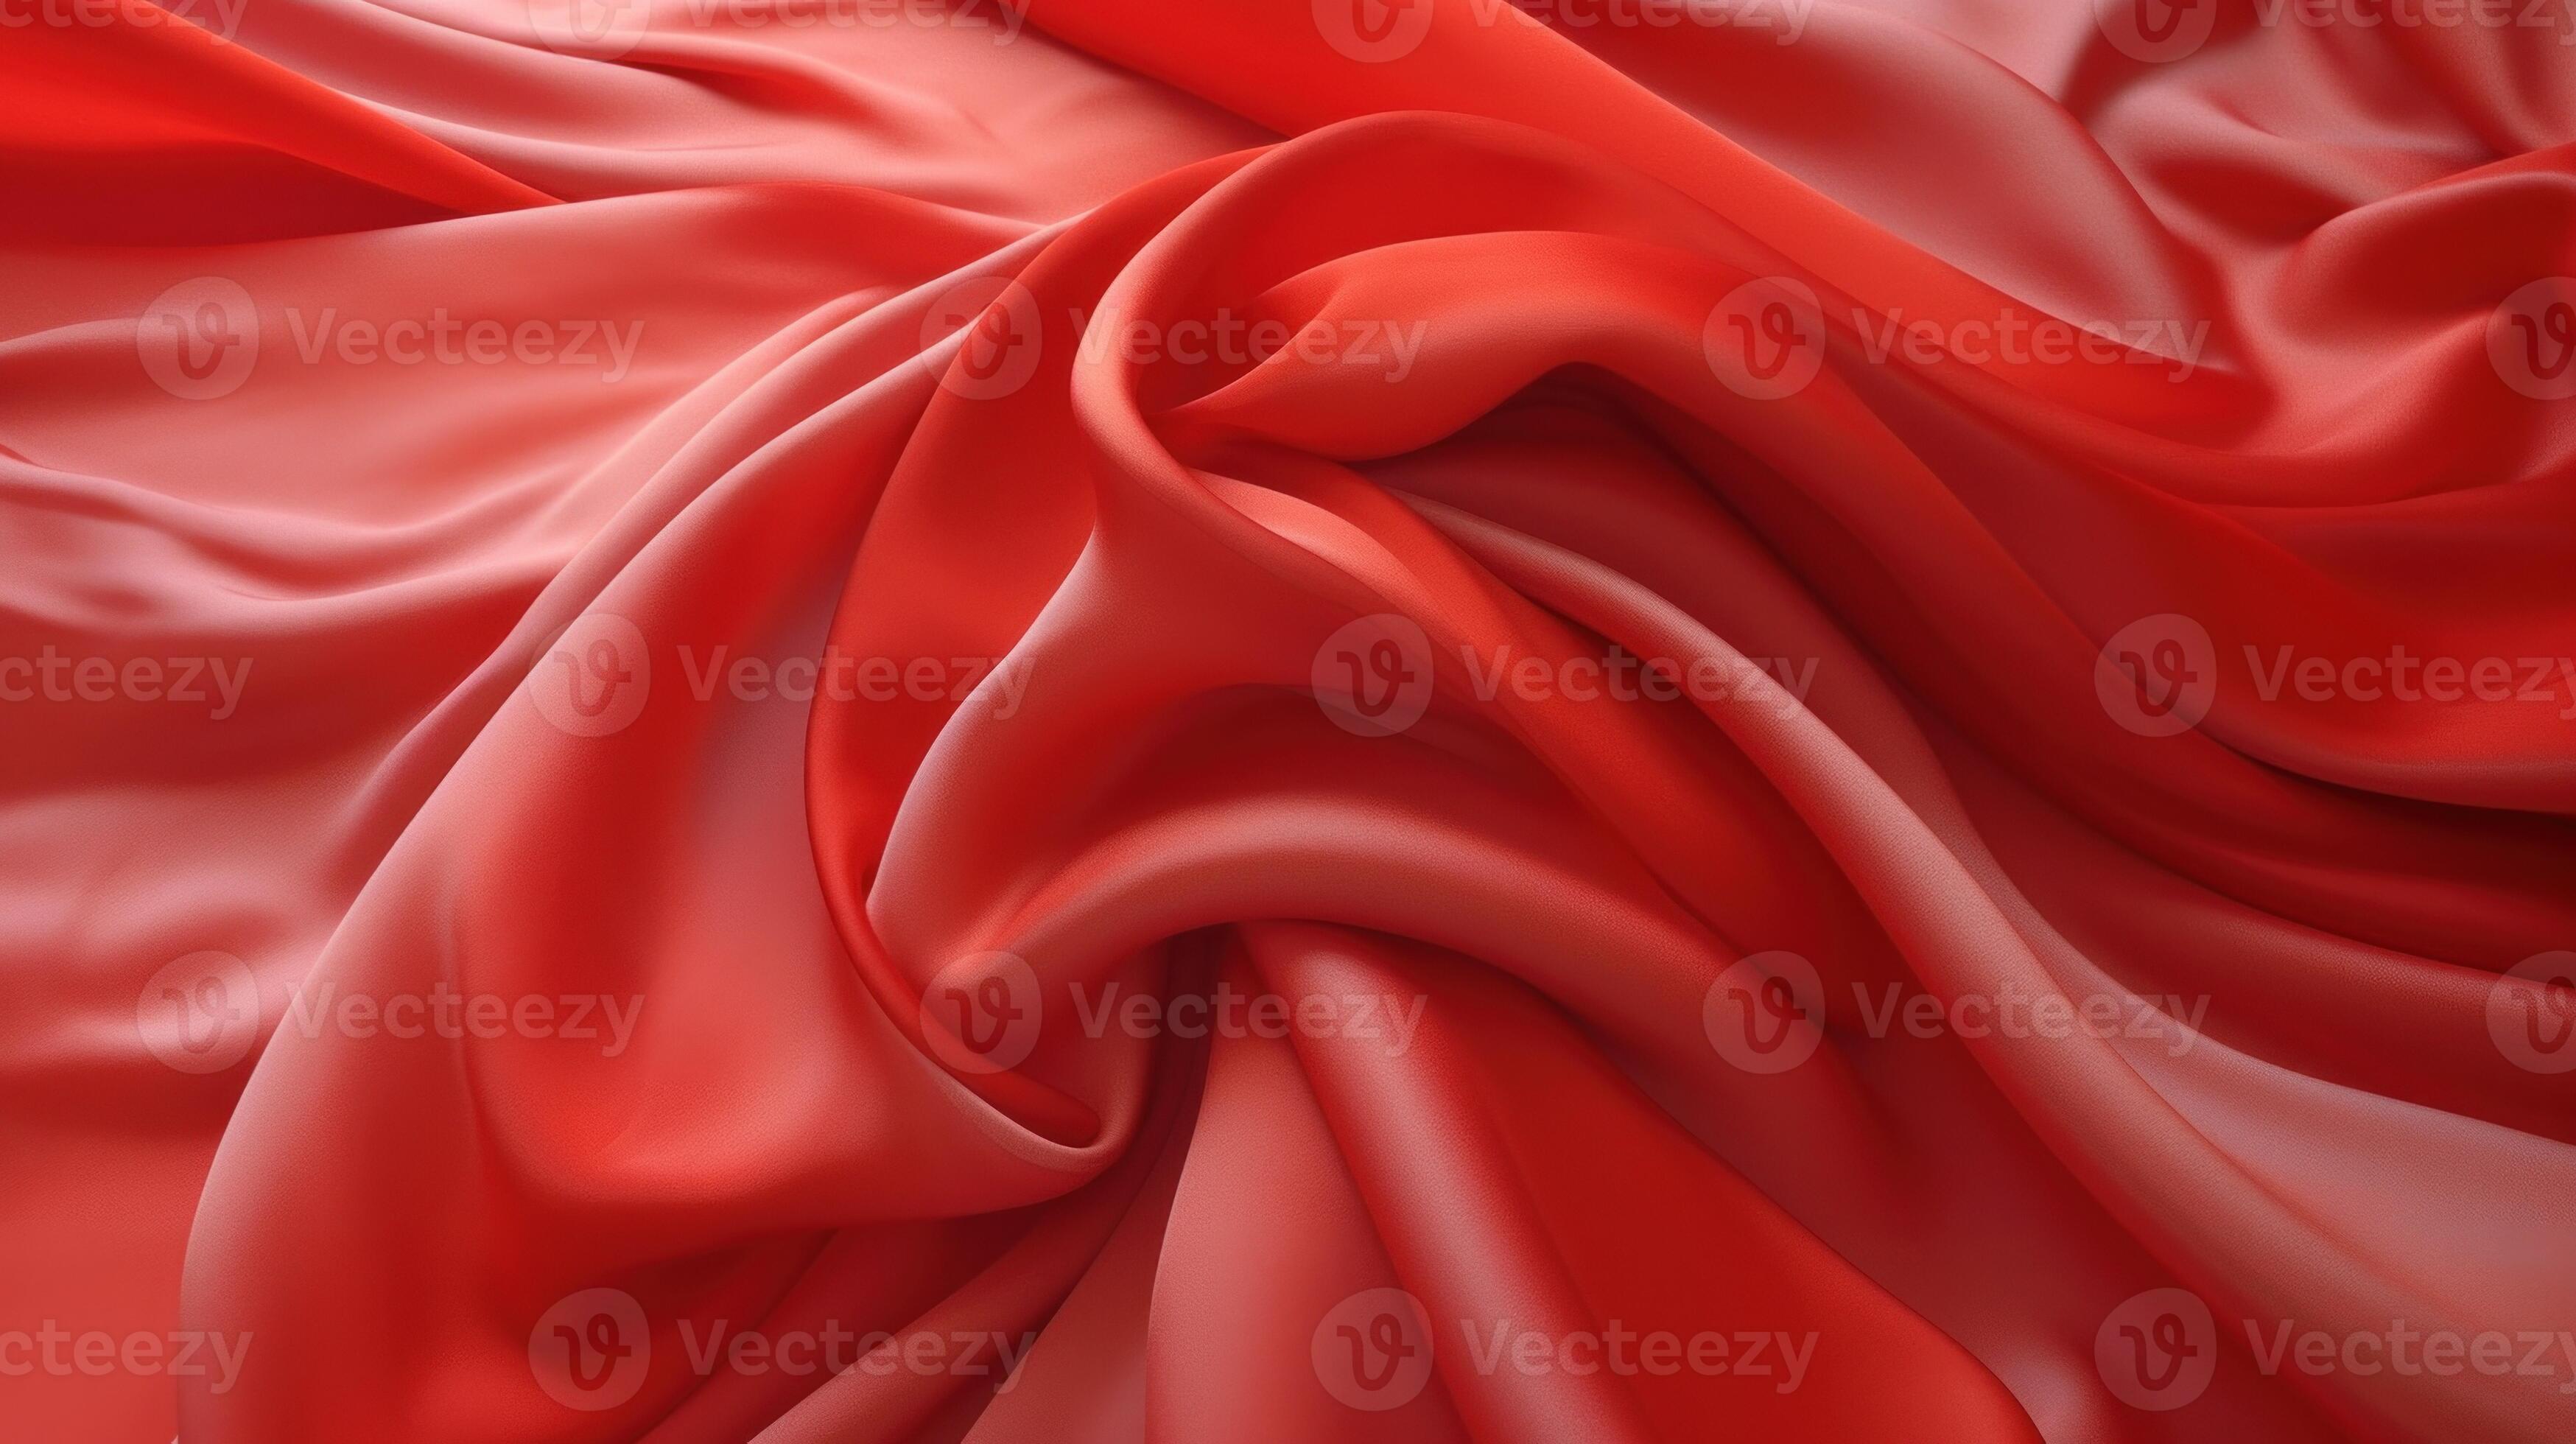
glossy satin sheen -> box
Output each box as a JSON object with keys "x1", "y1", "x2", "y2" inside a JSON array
[{"x1": 1, "y1": 1, "x2": 2572, "y2": 1441}]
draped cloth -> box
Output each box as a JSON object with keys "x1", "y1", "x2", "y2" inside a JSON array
[{"x1": 2, "y1": 1, "x2": 2573, "y2": 1439}]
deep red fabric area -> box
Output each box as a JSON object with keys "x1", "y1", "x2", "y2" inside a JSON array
[{"x1": 3, "y1": 1, "x2": 2573, "y2": 1440}]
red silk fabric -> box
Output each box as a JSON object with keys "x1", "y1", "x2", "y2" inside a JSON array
[{"x1": 4, "y1": 1, "x2": 2575, "y2": 1440}]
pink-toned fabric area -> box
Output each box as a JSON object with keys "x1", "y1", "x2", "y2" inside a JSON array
[{"x1": 3, "y1": 1, "x2": 2573, "y2": 1439}]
